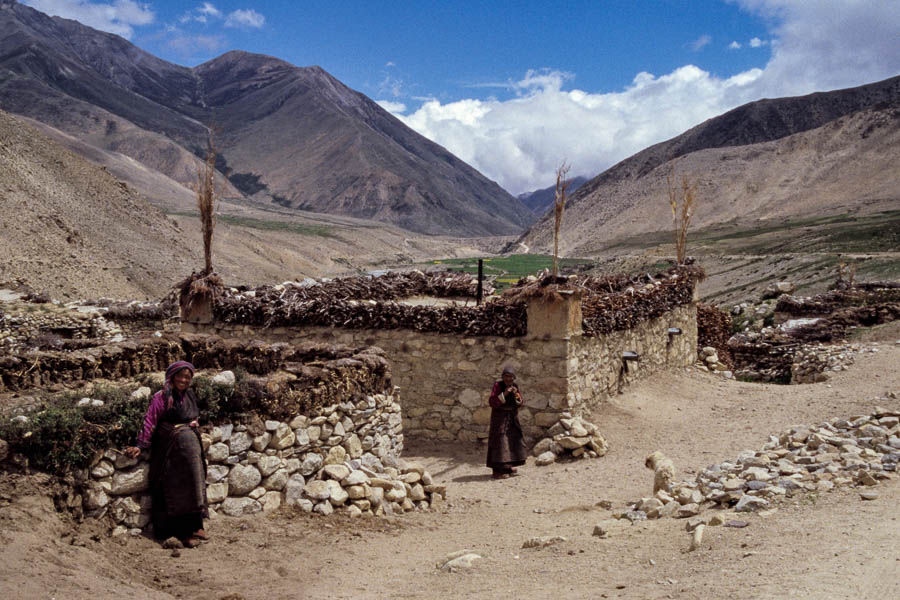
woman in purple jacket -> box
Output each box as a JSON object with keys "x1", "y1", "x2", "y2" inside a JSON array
[{"x1": 125, "y1": 361, "x2": 208, "y2": 547}]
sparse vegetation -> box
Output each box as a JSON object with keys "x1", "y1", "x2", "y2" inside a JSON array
[
  {"x1": 196, "y1": 132, "x2": 218, "y2": 275},
  {"x1": 0, "y1": 372, "x2": 251, "y2": 475},
  {"x1": 667, "y1": 165, "x2": 697, "y2": 265},
  {"x1": 166, "y1": 212, "x2": 336, "y2": 238}
]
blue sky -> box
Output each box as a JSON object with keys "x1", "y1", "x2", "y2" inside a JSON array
[{"x1": 21, "y1": 1, "x2": 900, "y2": 194}]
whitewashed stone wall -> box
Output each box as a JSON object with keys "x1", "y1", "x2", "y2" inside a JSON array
[
  {"x1": 185, "y1": 300, "x2": 697, "y2": 443},
  {"x1": 75, "y1": 388, "x2": 446, "y2": 533}
]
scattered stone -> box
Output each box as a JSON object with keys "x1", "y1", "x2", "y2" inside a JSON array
[
  {"x1": 723, "y1": 520, "x2": 749, "y2": 528},
  {"x1": 211, "y1": 370, "x2": 235, "y2": 387},
  {"x1": 688, "y1": 524, "x2": 705, "y2": 552},
  {"x1": 592, "y1": 525, "x2": 608, "y2": 538},
  {"x1": 161, "y1": 537, "x2": 183, "y2": 549},
  {"x1": 859, "y1": 490, "x2": 879, "y2": 501},
  {"x1": 437, "y1": 551, "x2": 483, "y2": 572},
  {"x1": 535, "y1": 451, "x2": 557, "y2": 466},
  {"x1": 522, "y1": 536, "x2": 567, "y2": 549}
]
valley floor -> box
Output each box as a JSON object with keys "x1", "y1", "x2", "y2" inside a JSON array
[{"x1": 1, "y1": 330, "x2": 899, "y2": 599}]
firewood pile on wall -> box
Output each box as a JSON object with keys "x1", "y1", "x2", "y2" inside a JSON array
[
  {"x1": 213, "y1": 271, "x2": 526, "y2": 337},
  {"x1": 503, "y1": 264, "x2": 703, "y2": 337},
  {"x1": 208, "y1": 265, "x2": 703, "y2": 340}
]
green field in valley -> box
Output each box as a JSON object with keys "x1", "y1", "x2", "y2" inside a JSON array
[{"x1": 431, "y1": 254, "x2": 594, "y2": 290}]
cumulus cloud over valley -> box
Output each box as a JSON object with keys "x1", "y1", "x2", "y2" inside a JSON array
[{"x1": 382, "y1": 0, "x2": 900, "y2": 194}]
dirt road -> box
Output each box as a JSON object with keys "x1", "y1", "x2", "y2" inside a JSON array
[{"x1": 1, "y1": 339, "x2": 898, "y2": 600}]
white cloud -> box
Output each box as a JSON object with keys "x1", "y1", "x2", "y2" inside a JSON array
[
  {"x1": 378, "y1": 70, "x2": 409, "y2": 98},
  {"x1": 198, "y1": 2, "x2": 221, "y2": 17},
  {"x1": 180, "y1": 2, "x2": 222, "y2": 24},
  {"x1": 167, "y1": 33, "x2": 227, "y2": 57},
  {"x1": 749, "y1": 36, "x2": 766, "y2": 47},
  {"x1": 389, "y1": 66, "x2": 764, "y2": 194},
  {"x1": 690, "y1": 34, "x2": 712, "y2": 51},
  {"x1": 22, "y1": 0, "x2": 154, "y2": 39},
  {"x1": 376, "y1": 100, "x2": 407, "y2": 114},
  {"x1": 736, "y1": 0, "x2": 900, "y2": 96},
  {"x1": 225, "y1": 8, "x2": 265, "y2": 29},
  {"x1": 389, "y1": 1, "x2": 900, "y2": 194},
  {"x1": 729, "y1": 40, "x2": 742, "y2": 49}
]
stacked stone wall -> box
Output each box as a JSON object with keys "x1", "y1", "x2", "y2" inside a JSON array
[
  {"x1": 567, "y1": 304, "x2": 698, "y2": 415},
  {"x1": 60, "y1": 388, "x2": 445, "y2": 533},
  {"x1": 186, "y1": 301, "x2": 698, "y2": 442}
]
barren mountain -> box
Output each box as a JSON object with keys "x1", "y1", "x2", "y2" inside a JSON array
[
  {"x1": 517, "y1": 175, "x2": 587, "y2": 216},
  {"x1": 0, "y1": 109, "x2": 503, "y2": 299},
  {"x1": 516, "y1": 75, "x2": 900, "y2": 256},
  {"x1": 0, "y1": 0, "x2": 531, "y2": 236},
  {"x1": 0, "y1": 108, "x2": 197, "y2": 299}
]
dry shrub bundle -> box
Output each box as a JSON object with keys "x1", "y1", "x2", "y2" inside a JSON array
[
  {"x1": 178, "y1": 271, "x2": 224, "y2": 316},
  {"x1": 213, "y1": 271, "x2": 520, "y2": 336},
  {"x1": 579, "y1": 265, "x2": 704, "y2": 336},
  {"x1": 667, "y1": 167, "x2": 697, "y2": 265}
]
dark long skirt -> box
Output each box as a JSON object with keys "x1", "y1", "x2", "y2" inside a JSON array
[
  {"x1": 486, "y1": 407, "x2": 527, "y2": 471},
  {"x1": 149, "y1": 423, "x2": 208, "y2": 540}
]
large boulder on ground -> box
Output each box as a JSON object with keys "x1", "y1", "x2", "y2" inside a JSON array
[{"x1": 761, "y1": 281, "x2": 795, "y2": 300}]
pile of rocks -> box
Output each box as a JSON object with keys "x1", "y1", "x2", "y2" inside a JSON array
[
  {"x1": 531, "y1": 414, "x2": 609, "y2": 466},
  {"x1": 790, "y1": 342, "x2": 863, "y2": 383},
  {"x1": 619, "y1": 406, "x2": 900, "y2": 522},
  {"x1": 696, "y1": 346, "x2": 733, "y2": 378},
  {"x1": 730, "y1": 300, "x2": 777, "y2": 334},
  {"x1": 69, "y1": 388, "x2": 444, "y2": 535}
]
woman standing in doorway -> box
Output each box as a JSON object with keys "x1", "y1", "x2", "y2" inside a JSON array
[{"x1": 486, "y1": 366, "x2": 527, "y2": 479}]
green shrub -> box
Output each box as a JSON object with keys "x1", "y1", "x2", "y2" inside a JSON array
[{"x1": 0, "y1": 368, "x2": 252, "y2": 476}]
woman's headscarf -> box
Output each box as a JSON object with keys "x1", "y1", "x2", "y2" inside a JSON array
[
  {"x1": 163, "y1": 360, "x2": 195, "y2": 409},
  {"x1": 502, "y1": 366, "x2": 515, "y2": 377}
]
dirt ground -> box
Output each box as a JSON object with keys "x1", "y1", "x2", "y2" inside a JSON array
[{"x1": 2, "y1": 330, "x2": 899, "y2": 599}]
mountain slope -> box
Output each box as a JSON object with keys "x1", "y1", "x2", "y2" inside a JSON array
[
  {"x1": 0, "y1": 0, "x2": 531, "y2": 236},
  {"x1": 517, "y1": 176, "x2": 587, "y2": 216},
  {"x1": 0, "y1": 108, "x2": 197, "y2": 299},
  {"x1": 516, "y1": 75, "x2": 900, "y2": 255}
]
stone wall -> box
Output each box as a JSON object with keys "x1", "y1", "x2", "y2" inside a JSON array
[
  {"x1": 567, "y1": 304, "x2": 698, "y2": 416},
  {"x1": 69, "y1": 387, "x2": 445, "y2": 534},
  {"x1": 185, "y1": 300, "x2": 698, "y2": 442}
]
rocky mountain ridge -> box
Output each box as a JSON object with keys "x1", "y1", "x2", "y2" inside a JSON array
[{"x1": 0, "y1": 0, "x2": 531, "y2": 236}]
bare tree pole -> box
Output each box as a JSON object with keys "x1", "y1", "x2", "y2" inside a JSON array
[
  {"x1": 552, "y1": 161, "x2": 571, "y2": 280},
  {"x1": 667, "y1": 164, "x2": 697, "y2": 265},
  {"x1": 197, "y1": 131, "x2": 218, "y2": 275}
]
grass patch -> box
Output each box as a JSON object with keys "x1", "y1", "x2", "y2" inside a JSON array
[
  {"x1": 167, "y1": 211, "x2": 336, "y2": 238},
  {"x1": 431, "y1": 254, "x2": 595, "y2": 290}
]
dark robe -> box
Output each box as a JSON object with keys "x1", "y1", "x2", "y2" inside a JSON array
[
  {"x1": 148, "y1": 389, "x2": 208, "y2": 540},
  {"x1": 485, "y1": 380, "x2": 527, "y2": 471}
]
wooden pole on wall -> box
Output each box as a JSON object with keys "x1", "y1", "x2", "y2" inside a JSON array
[{"x1": 476, "y1": 259, "x2": 484, "y2": 305}]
